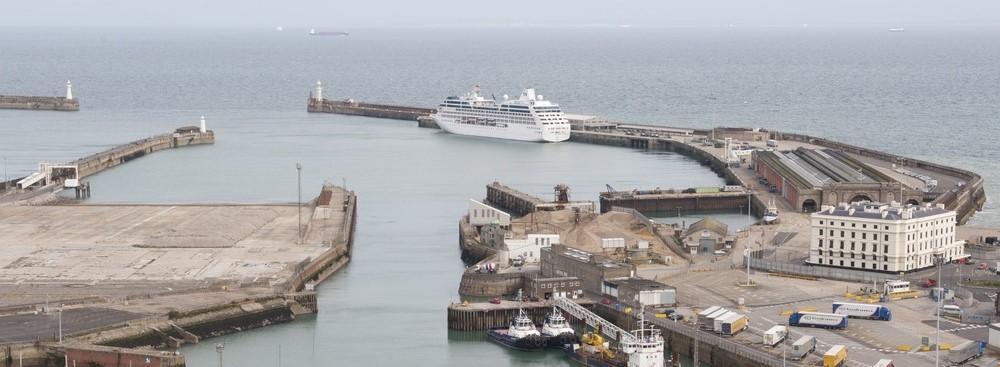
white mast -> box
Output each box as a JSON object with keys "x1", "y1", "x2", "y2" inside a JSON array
[
  {"x1": 65, "y1": 80, "x2": 73, "y2": 100},
  {"x1": 200, "y1": 116, "x2": 207, "y2": 133}
]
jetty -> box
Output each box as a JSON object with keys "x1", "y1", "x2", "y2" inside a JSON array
[{"x1": 0, "y1": 81, "x2": 79, "y2": 111}]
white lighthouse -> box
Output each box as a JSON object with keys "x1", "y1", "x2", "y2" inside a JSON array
[
  {"x1": 200, "y1": 115, "x2": 207, "y2": 133},
  {"x1": 65, "y1": 80, "x2": 73, "y2": 100},
  {"x1": 313, "y1": 81, "x2": 323, "y2": 102}
]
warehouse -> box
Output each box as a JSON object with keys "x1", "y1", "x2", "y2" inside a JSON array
[{"x1": 601, "y1": 277, "x2": 676, "y2": 309}]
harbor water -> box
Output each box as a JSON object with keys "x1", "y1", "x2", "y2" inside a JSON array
[{"x1": 2, "y1": 26, "x2": 999, "y2": 366}]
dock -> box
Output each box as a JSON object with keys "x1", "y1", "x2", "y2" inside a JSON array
[
  {"x1": 1, "y1": 124, "x2": 214, "y2": 205},
  {"x1": 447, "y1": 299, "x2": 593, "y2": 331},
  {"x1": 0, "y1": 81, "x2": 79, "y2": 111},
  {"x1": 303, "y1": 91, "x2": 986, "y2": 224},
  {"x1": 599, "y1": 187, "x2": 750, "y2": 214}
]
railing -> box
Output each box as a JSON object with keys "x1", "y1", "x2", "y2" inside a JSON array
[
  {"x1": 749, "y1": 254, "x2": 898, "y2": 284},
  {"x1": 552, "y1": 297, "x2": 637, "y2": 344}
]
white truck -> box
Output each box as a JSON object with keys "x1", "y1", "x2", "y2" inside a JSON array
[
  {"x1": 762, "y1": 325, "x2": 787, "y2": 347},
  {"x1": 790, "y1": 335, "x2": 816, "y2": 360}
]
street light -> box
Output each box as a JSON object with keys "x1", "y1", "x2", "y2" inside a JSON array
[
  {"x1": 296, "y1": 163, "x2": 302, "y2": 244},
  {"x1": 215, "y1": 343, "x2": 224, "y2": 367},
  {"x1": 935, "y1": 254, "x2": 943, "y2": 367}
]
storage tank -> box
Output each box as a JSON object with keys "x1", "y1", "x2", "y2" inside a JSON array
[{"x1": 789, "y1": 311, "x2": 848, "y2": 329}]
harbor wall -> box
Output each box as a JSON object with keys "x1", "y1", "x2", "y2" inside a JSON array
[
  {"x1": 71, "y1": 130, "x2": 215, "y2": 179},
  {"x1": 458, "y1": 218, "x2": 495, "y2": 264},
  {"x1": 457, "y1": 271, "x2": 527, "y2": 298},
  {"x1": 0, "y1": 96, "x2": 79, "y2": 111},
  {"x1": 284, "y1": 185, "x2": 357, "y2": 293},
  {"x1": 306, "y1": 98, "x2": 434, "y2": 121},
  {"x1": 599, "y1": 191, "x2": 749, "y2": 215}
]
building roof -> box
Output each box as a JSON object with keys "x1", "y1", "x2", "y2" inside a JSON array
[
  {"x1": 604, "y1": 277, "x2": 675, "y2": 291},
  {"x1": 755, "y1": 148, "x2": 893, "y2": 190},
  {"x1": 814, "y1": 201, "x2": 952, "y2": 221},
  {"x1": 684, "y1": 217, "x2": 729, "y2": 237},
  {"x1": 546, "y1": 245, "x2": 628, "y2": 269}
]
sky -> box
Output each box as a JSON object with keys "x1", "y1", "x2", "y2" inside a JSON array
[{"x1": 2, "y1": 0, "x2": 999, "y2": 28}]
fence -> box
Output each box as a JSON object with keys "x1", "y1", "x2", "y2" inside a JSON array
[
  {"x1": 749, "y1": 256, "x2": 899, "y2": 284},
  {"x1": 650, "y1": 316, "x2": 783, "y2": 367}
]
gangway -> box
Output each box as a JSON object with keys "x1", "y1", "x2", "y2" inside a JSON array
[
  {"x1": 16, "y1": 171, "x2": 46, "y2": 189},
  {"x1": 552, "y1": 296, "x2": 636, "y2": 344}
]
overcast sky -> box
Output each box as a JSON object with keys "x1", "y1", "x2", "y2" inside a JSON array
[{"x1": 4, "y1": 0, "x2": 999, "y2": 28}]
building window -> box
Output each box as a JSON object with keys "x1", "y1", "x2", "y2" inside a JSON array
[
  {"x1": 862, "y1": 233, "x2": 866, "y2": 240},
  {"x1": 851, "y1": 232, "x2": 856, "y2": 239},
  {"x1": 884, "y1": 234, "x2": 889, "y2": 241},
  {"x1": 819, "y1": 229, "x2": 824, "y2": 236},
  {"x1": 840, "y1": 260, "x2": 844, "y2": 266},
  {"x1": 883, "y1": 264, "x2": 888, "y2": 270},
  {"x1": 851, "y1": 261, "x2": 855, "y2": 267}
]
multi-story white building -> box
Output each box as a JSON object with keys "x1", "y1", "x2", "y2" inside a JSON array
[{"x1": 809, "y1": 202, "x2": 966, "y2": 272}]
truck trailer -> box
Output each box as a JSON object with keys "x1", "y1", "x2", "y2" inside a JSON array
[
  {"x1": 696, "y1": 306, "x2": 723, "y2": 327},
  {"x1": 712, "y1": 311, "x2": 738, "y2": 333},
  {"x1": 947, "y1": 340, "x2": 985, "y2": 365},
  {"x1": 790, "y1": 335, "x2": 816, "y2": 361},
  {"x1": 789, "y1": 311, "x2": 848, "y2": 329},
  {"x1": 822, "y1": 345, "x2": 847, "y2": 367},
  {"x1": 872, "y1": 359, "x2": 894, "y2": 367},
  {"x1": 762, "y1": 325, "x2": 787, "y2": 347},
  {"x1": 720, "y1": 313, "x2": 749, "y2": 336},
  {"x1": 790, "y1": 335, "x2": 816, "y2": 360},
  {"x1": 832, "y1": 302, "x2": 892, "y2": 321}
]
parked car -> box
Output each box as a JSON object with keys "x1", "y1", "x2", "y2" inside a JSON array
[
  {"x1": 921, "y1": 279, "x2": 937, "y2": 288},
  {"x1": 978, "y1": 263, "x2": 989, "y2": 271},
  {"x1": 489, "y1": 297, "x2": 501, "y2": 304}
]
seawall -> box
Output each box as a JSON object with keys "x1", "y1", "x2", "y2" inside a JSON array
[
  {"x1": 0, "y1": 95, "x2": 79, "y2": 111},
  {"x1": 307, "y1": 98, "x2": 434, "y2": 121}
]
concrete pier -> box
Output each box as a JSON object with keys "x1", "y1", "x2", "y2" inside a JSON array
[
  {"x1": 0, "y1": 96, "x2": 79, "y2": 111},
  {"x1": 599, "y1": 188, "x2": 750, "y2": 214},
  {"x1": 447, "y1": 299, "x2": 593, "y2": 331},
  {"x1": 307, "y1": 98, "x2": 434, "y2": 121},
  {"x1": 485, "y1": 181, "x2": 545, "y2": 216},
  {"x1": 0, "y1": 81, "x2": 79, "y2": 111}
]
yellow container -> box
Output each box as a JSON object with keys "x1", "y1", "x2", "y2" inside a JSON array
[{"x1": 822, "y1": 345, "x2": 847, "y2": 367}]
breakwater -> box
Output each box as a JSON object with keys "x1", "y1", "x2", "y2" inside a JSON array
[
  {"x1": 0, "y1": 95, "x2": 79, "y2": 111},
  {"x1": 307, "y1": 98, "x2": 434, "y2": 121}
]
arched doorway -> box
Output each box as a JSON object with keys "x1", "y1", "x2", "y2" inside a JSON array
[
  {"x1": 849, "y1": 194, "x2": 873, "y2": 203},
  {"x1": 802, "y1": 199, "x2": 818, "y2": 213},
  {"x1": 906, "y1": 199, "x2": 921, "y2": 206}
]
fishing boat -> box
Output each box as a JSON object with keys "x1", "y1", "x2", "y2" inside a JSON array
[
  {"x1": 763, "y1": 199, "x2": 779, "y2": 224},
  {"x1": 486, "y1": 290, "x2": 547, "y2": 351},
  {"x1": 541, "y1": 306, "x2": 578, "y2": 348}
]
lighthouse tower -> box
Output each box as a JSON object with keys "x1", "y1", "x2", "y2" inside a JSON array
[
  {"x1": 200, "y1": 116, "x2": 207, "y2": 133},
  {"x1": 65, "y1": 80, "x2": 73, "y2": 100},
  {"x1": 313, "y1": 81, "x2": 323, "y2": 102}
]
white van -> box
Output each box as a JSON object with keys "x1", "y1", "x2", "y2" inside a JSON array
[{"x1": 941, "y1": 305, "x2": 962, "y2": 316}]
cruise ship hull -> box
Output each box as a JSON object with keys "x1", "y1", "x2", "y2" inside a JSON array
[{"x1": 432, "y1": 115, "x2": 570, "y2": 142}]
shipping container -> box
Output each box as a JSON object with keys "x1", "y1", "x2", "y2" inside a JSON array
[
  {"x1": 720, "y1": 313, "x2": 749, "y2": 336},
  {"x1": 701, "y1": 308, "x2": 730, "y2": 330},
  {"x1": 712, "y1": 311, "x2": 738, "y2": 332},
  {"x1": 697, "y1": 306, "x2": 723, "y2": 328},
  {"x1": 872, "y1": 359, "x2": 894, "y2": 367},
  {"x1": 947, "y1": 340, "x2": 985, "y2": 365},
  {"x1": 790, "y1": 335, "x2": 816, "y2": 360},
  {"x1": 789, "y1": 311, "x2": 848, "y2": 329},
  {"x1": 822, "y1": 345, "x2": 847, "y2": 367},
  {"x1": 762, "y1": 325, "x2": 787, "y2": 347},
  {"x1": 832, "y1": 302, "x2": 892, "y2": 321}
]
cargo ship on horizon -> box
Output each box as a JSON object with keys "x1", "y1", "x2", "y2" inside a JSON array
[{"x1": 309, "y1": 28, "x2": 349, "y2": 36}]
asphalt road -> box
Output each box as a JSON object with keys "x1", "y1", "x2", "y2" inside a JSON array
[{"x1": 0, "y1": 307, "x2": 142, "y2": 343}]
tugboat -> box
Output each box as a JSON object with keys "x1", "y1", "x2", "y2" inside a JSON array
[
  {"x1": 486, "y1": 290, "x2": 547, "y2": 351},
  {"x1": 564, "y1": 310, "x2": 666, "y2": 367},
  {"x1": 541, "y1": 305, "x2": 578, "y2": 348},
  {"x1": 763, "y1": 198, "x2": 779, "y2": 225}
]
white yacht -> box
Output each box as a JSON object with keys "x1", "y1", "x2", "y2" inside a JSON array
[{"x1": 431, "y1": 86, "x2": 571, "y2": 142}]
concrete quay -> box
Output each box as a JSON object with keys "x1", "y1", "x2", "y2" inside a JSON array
[
  {"x1": 1, "y1": 127, "x2": 214, "y2": 205},
  {"x1": 0, "y1": 184, "x2": 356, "y2": 366},
  {"x1": 599, "y1": 188, "x2": 749, "y2": 215}
]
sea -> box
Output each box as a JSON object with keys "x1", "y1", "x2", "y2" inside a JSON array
[{"x1": 1, "y1": 25, "x2": 998, "y2": 366}]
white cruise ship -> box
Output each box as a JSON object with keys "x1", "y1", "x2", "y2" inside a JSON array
[{"x1": 431, "y1": 86, "x2": 571, "y2": 142}]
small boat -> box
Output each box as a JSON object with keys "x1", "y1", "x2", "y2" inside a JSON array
[
  {"x1": 486, "y1": 290, "x2": 547, "y2": 351},
  {"x1": 763, "y1": 199, "x2": 779, "y2": 224},
  {"x1": 309, "y1": 28, "x2": 350, "y2": 36},
  {"x1": 541, "y1": 306, "x2": 578, "y2": 348}
]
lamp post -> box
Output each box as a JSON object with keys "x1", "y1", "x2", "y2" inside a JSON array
[
  {"x1": 296, "y1": 163, "x2": 302, "y2": 244},
  {"x1": 935, "y1": 254, "x2": 942, "y2": 367},
  {"x1": 57, "y1": 306, "x2": 63, "y2": 343},
  {"x1": 745, "y1": 188, "x2": 753, "y2": 286},
  {"x1": 215, "y1": 343, "x2": 224, "y2": 367}
]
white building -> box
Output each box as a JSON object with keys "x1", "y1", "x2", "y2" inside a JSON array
[
  {"x1": 809, "y1": 202, "x2": 966, "y2": 272},
  {"x1": 500, "y1": 234, "x2": 560, "y2": 265},
  {"x1": 468, "y1": 199, "x2": 511, "y2": 227}
]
